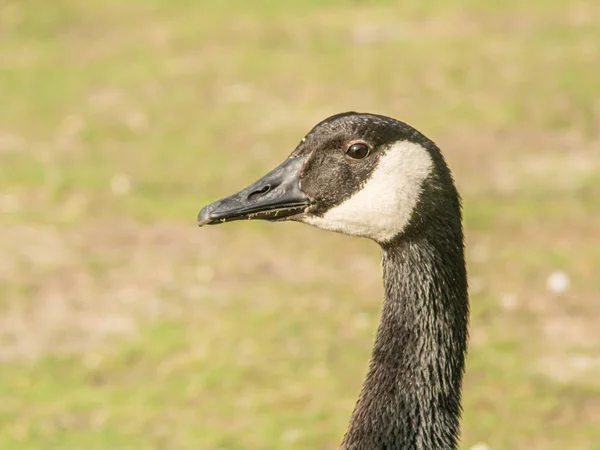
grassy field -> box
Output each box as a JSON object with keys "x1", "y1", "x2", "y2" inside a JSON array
[{"x1": 1, "y1": 0, "x2": 600, "y2": 448}]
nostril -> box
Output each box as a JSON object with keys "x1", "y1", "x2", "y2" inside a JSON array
[{"x1": 248, "y1": 184, "x2": 271, "y2": 201}]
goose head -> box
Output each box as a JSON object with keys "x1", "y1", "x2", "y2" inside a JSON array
[{"x1": 198, "y1": 112, "x2": 455, "y2": 244}]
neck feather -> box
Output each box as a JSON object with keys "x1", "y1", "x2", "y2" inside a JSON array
[{"x1": 341, "y1": 227, "x2": 468, "y2": 450}]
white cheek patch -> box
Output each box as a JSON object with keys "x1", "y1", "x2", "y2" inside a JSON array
[{"x1": 302, "y1": 140, "x2": 433, "y2": 242}]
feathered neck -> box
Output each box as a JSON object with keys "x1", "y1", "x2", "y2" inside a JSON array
[{"x1": 341, "y1": 222, "x2": 469, "y2": 449}]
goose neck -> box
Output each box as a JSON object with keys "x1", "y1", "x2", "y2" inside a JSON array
[{"x1": 342, "y1": 235, "x2": 468, "y2": 450}]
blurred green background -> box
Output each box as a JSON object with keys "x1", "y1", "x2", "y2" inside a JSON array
[{"x1": 1, "y1": 1, "x2": 599, "y2": 449}]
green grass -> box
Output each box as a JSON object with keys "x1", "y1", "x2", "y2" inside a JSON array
[{"x1": 1, "y1": 0, "x2": 600, "y2": 449}]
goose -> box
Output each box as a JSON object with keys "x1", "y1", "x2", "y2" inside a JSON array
[{"x1": 197, "y1": 112, "x2": 468, "y2": 449}]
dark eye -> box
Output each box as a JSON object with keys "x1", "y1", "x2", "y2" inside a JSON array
[{"x1": 346, "y1": 143, "x2": 370, "y2": 160}]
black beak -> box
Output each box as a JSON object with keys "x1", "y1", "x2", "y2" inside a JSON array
[{"x1": 198, "y1": 155, "x2": 311, "y2": 226}]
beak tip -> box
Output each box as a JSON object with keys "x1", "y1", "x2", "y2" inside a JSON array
[{"x1": 197, "y1": 205, "x2": 213, "y2": 227}]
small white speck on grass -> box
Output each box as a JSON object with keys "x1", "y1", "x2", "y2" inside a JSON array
[
  {"x1": 500, "y1": 293, "x2": 518, "y2": 310},
  {"x1": 110, "y1": 173, "x2": 132, "y2": 196},
  {"x1": 470, "y1": 443, "x2": 490, "y2": 450},
  {"x1": 281, "y1": 428, "x2": 301, "y2": 444},
  {"x1": 546, "y1": 271, "x2": 570, "y2": 294}
]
